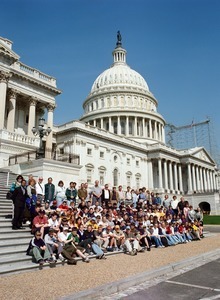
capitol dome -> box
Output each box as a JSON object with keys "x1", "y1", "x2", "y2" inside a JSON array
[
  {"x1": 91, "y1": 60, "x2": 149, "y2": 94},
  {"x1": 80, "y1": 32, "x2": 166, "y2": 145}
]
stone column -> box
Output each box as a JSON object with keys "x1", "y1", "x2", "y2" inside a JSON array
[
  {"x1": 174, "y1": 162, "x2": 178, "y2": 192},
  {"x1": 155, "y1": 121, "x2": 158, "y2": 140},
  {"x1": 148, "y1": 159, "x2": 154, "y2": 189},
  {"x1": 161, "y1": 125, "x2": 165, "y2": 143},
  {"x1": 0, "y1": 71, "x2": 11, "y2": 130},
  {"x1": 149, "y1": 119, "x2": 152, "y2": 138},
  {"x1": 126, "y1": 116, "x2": 129, "y2": 135},
  {"x1": 109, "y1": 117, "x2": 112, "y2": 133},
  {"x1": 210, "y1": 170, "x2": 214, "y2": 191},
  {"x1": 178, "y1": 164, "x2": 183, "y2": 193},
  {"x1": 192, "y1": 164, "x2": 196, "y2": 192},
  {"x1": 100, "y1": 118, "x2": 103, "y2": 129},
  {"x1": 187, "y1": 163, "x2": 193, "y2": 193},
  {"x1": 117, "y1": 116, "x2": 121, "y2": 135},
  {"x1": 6, "y1": 89, "x2": 17, "y2": 132},
  {"x1": 158, "y1": 158, "x2": 163, "y2": 189},
  {"x1": 203, "y1": 169, "x2": 207, "y2": 191},
  {"x1": 45, "y1": 104, "x2": 55, "y2": 159},
  {"x1": 93, "y1": 119, "x2": 96, "y2": 127},
  {"x1": 133, "y1": 117, "x2": 137, "y2": 136},
  {"x1": 169, "y1": 161, "x2": 173, "y2": 191},
  {"x1": 163, "y1": 160, "x2": 168, "y2": 191},
  {"x1": 207, "y1": 169, "x2": 211, "y2": 191},
  {"x1": 27, "y1": 98, "x2": 37, "y2": 136},
  {"x1": 142, "y1": 118, "x2": 145, "y2": 137},
  {"x1": 196, "y1": 166, "x2": 200, "y2": 192},
  {"x1": 200, "y1": 167, "x2": 204, "y2": 192}
]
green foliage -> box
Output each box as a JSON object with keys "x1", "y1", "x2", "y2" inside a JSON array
[{"x1": 203, "y1": 215, "x2": 220, "y2": 225}]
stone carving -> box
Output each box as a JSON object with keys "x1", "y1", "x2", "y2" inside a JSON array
[
  {"x1": 0, "y1": 71, "x2": 11, "y2": 83},
  {"x1": 116, "y1": 31, "x2": 122, "y2": 47},
  {"x1": 8, "y1": 89, "x2": 18, "y2": 99},
  {"x1": 47, "y1": 103, "x2": 56, "y2": 112}
]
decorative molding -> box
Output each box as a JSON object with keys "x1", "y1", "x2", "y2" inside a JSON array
[
  {"x1": 29, "y1": 97, "x2": 38, "y2": 106},
  {"x1": 8, "y1": 88, "x2": 18, "y2": 99},
  {"x1": 0, "y1": 71, "x2": 11, "y2": 83},
  {"x1": 47, "y1": 103, "x2": 56, "y2": 112}
]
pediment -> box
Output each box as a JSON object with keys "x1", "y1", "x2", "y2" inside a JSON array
[
  {"x1": 190, "y1": 147, "x2": 215, "y2": 164},
  {"x1": 0, "y1": 42, "x2": 19, "y2": 62}
]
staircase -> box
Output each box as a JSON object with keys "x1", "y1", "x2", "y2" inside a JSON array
[{"x1": 0, "y1": 171, "x2": 53, "y2": 275}]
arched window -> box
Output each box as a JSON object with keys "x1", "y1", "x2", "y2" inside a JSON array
[{"x1": 113, "y1": 168, "x2": 118, "y2": 187}]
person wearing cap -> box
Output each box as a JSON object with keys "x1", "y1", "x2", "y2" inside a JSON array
[
  {"x1": 36, "y1": 177, "x2": 44, "y2": 203},
  {"x1": 32, "y1": 209, "x2": 50, "y2": 238},
  {"x1": 124, "y1": 225, "x2": 140, "y2": 255},
  {"x1": 113, "y1": 225, "x2": 125, "y2": 250}
]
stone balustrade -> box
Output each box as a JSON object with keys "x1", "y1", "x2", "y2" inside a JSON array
[
  {"x1": 0, "y1": 129, "x2": 39, "y2": 146},
  {"x1": 12, "y1": 61, "x2": 57, "y2": 87}
]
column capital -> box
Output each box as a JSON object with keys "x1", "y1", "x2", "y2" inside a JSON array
[
  {"x1": 47, "y1": 103, "x2": 56, "y2": 112},
  {"x1": 8, "y1": 88, "x2": 18, "y2": 99},
  {"x1": 0, "y1": 71, "x2": 11, "y2": 83},
  {"x1": 28, "y1": 97, "x2": 38, "y2": 106}
]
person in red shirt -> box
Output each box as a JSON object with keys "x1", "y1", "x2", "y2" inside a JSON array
[{"x1": 32, "y1": 209, "x2": 50, "y2": 238}]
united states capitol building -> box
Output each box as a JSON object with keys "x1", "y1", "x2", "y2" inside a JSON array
[{"x1": 0, "y1": 34, "x2": 219, "y2": 214}]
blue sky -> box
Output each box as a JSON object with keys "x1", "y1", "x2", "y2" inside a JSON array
[{"x1": 1, "y1": 0, "x2": 220, "y2": 147}]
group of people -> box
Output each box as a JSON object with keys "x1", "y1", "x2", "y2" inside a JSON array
[{"x1": 10, "y1": 175, "x2": 204, "y2": 266}]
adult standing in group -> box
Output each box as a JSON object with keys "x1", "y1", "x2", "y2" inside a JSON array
[
  {"x1": 101, "y1": 184, "x2": 111, "y2": 207},
  {"x1": 91, "y1": 180, "x2": 102, "y2": 206},
  {"x1": 44, "y1": 177, "x2": 55, "y2": 204},
  {"x1": 118, "y1": 185, "x2": 125, "y2": 207},
  {"x1": 35, "y1": 176, "x2": 44, "y2": 203},
  {"x1": 55, "y1": 180, "x2": 66, "y2": 207},
  {"x1": 65, "y1": 181, "x2": 77, "y2": 205},
  {"x1": 170, "y1": 195, "x2": 179, "y2": 216},
  {"x1": 11, "y1": 179, "x2": 27, "y2": 230},
  {"x1": 78, "y1": 183, "x2": 88, "y2": 202}
]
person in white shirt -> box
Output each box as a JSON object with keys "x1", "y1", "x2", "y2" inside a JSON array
[
  {"x1": 56, "y1": 181, "x2": 66, "y2": 207},
  {"x1": 36, "y1": 177, "x2": 44, "y2": 203}
]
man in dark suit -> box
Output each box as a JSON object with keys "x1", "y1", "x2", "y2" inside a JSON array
[
  {"x1": 11, "y1": 179, "x2": 27, "y2": 230},
  {"x1": 101, "y1": 184, "x2": 111, "y2": 208}
]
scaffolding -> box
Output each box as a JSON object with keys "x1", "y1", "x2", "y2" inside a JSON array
[{"x1": 165, "y1": 118, "x2": 220, "y2": 167}]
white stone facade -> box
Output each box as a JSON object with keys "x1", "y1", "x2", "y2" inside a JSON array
[{"x1": 0, "y1": 35, "x2": 219, "y2": 214}]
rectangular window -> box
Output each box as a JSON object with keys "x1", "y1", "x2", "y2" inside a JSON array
[
  {"x1": 136, "y1": 160, "x2": 139, "y2": 167},
  {"x1": 127, "y1": 176, "x2": 131, "y2": 187},
  {"x1": 87, "y1": 169, "x2": 92, "y2": 183},
  {"x1": 100, "y1": 151, "x2": 104, "y2": 158},
  {"x1": 127, "y1": 158, "x2": 130, "y2": 165},
  {"x1": 87, "y1": 148, "x2": 92, "y2": 155},
  {"x1": 59, "y1": 148, "x2": 64, "y2": 155}
]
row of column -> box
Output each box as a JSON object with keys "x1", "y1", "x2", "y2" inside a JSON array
[
  {"x1": 187, "y1": 163, "x2": 218, "y2": 193},
  {"x1": 90, "y1": 116, "x2": 165, "y2": 142},
  {"x1": 0, "y1": 70, "x2": 55, "y2": 154},
  {"x1": 154, "y1": 158, "x2": 218, "y2": 194}
]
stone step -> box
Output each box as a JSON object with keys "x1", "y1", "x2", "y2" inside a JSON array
[
  {"x1": 0, "y1": 257, "x2": 65, "y2": 275},
  {"x1": 0, "y1": 253, "x2": 31, "y2": 265},
  {"x1": 0, "y1": 226, "x2": 30, "y2": 232},
  {"x1": 0, "y1": 213, "x2": 12, "y2": 217},
  {"x1": 0, "y1": 245, "x2": 27, "y2": 256}
]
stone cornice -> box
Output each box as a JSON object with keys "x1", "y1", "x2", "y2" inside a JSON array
[{"x1": 11, "y1": 71, "x2": 61, "y2": 95}]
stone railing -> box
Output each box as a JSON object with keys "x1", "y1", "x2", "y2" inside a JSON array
[
  {"x1": 0, "y1": 130, "x2": 39, "y2": 146},
  {"x1": 12, "y1": 61, "x2": 57, "y2": 87},
  {"x1": 8, "y1": 148, "x2": 80, "y2": 166}
]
